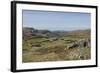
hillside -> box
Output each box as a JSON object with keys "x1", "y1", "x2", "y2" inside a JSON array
[
  {"x1": 22, "y1": 27, "x2": 91, "y2": 63},
  {"x1": 23, "y1": 27, "x2": 90, "y2": 40}
]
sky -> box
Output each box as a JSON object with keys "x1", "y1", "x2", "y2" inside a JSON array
[{"x1": 22, "y1": 10, "x2": 91, "y2": 31}]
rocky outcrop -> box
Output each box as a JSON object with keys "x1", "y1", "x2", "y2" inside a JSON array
[{"x1": 67, "y1": 39, "x2": 90, "y2": 49}]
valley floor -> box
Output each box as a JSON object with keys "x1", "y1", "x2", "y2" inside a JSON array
[{"x1": 22, "y1": 35, "x2": 91, "y2": 63}]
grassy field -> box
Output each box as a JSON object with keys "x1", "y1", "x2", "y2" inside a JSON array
[{"x1": 22, "y1": 32, "x2": 91, "y2": 63}]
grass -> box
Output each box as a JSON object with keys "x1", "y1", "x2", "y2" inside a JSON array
[
  {"x1": 22, "y1": 47, "x2": 90, "y2": 62},
  {"x1": 22, "y1": 35, "x2": 91, "y2": 63}
]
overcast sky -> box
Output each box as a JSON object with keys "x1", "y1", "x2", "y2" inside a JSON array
[{"x1": 23, "y1": 10, "x2": 91, "y2": 31}]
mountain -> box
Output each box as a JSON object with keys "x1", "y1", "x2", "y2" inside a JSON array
[
  {"x1": 23, "y1": 27, "x2": 90, "y2": 40},
  {"x1": 66, "y1": 29, "x2": 90, "y2": 38},
  {"x1": 23, "y1": 27, "x2": 62, "y2": 39}
]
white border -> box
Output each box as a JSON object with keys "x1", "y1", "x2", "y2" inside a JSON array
[{"x1": 16, "y1": 4, "x2": 96, "y2": 70}]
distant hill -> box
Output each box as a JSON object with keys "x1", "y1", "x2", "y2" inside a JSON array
[
  {"x1": 23, "y1": 27, "x2": 90, "y2": 39},
  {"x1": 23, "y1": 27, "x2": 62, "y2": 39},
  {"x1": 66, "y1": 29, "x2": 90, "y2": 38}
]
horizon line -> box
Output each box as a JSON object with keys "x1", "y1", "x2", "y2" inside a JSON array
[{"x1": 23, "y1": 26, "x2": 90, "y2": 31}]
